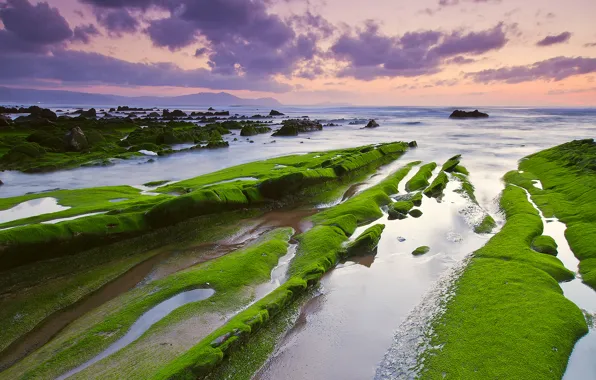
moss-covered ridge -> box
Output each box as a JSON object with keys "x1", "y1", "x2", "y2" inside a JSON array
[
  {"x1": 510, "y1": 139, "x2": 596, "y2": 289},
  {"x1": 0, "y1": 142, "x2": 410, "y2": 270},
  {"x1": 420, "y1": 144, "x2": 588, "y2": 379},
  {"x1": 152, "y1": 161, "x2": 419, "y2": 379}
]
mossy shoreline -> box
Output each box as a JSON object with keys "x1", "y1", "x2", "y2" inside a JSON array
[{"x1": 419, "y1": 140, "x2": 593, "y2": 379}]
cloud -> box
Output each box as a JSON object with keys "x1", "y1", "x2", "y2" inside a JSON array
[
  {"x1": 330, "y1": 22, "x2": 508, "y2": 80},
  {"x1": 145, "y1": 17, "x2": 197, "y2": 50},
  {"x1": 438, "y1": 0, "x2": 501, "y2": 6},
  {"x1": 467, "y1": 56, "x2": 596, "y2": 83},
  {"x1": 0, "y1": 0, "x2": 72, "y2": 44},
  {"x1": 585, "y1": 42, "x2": 596, "y2": 48},
  {"x1": 547, "y1": 87, "x2": 596, "y2": 95},
  {"x1": 445, "y1": 55, "x2": 476, "y2": 64},
  {"x1": 94, "y1": 8, "x2": 139, "y2": 35},
  {"x1": 72, "y1": 24, "x2": 101, "y2": 44},
  {"x1": 194, "y1": 47, "x2": 208, "y2": 57},
  {"x1": 536, "y1": 32, "x2": 571, "y2": 47},
  {"x1": 0, "y1": 48, "x2": 292, "y2": 92}
]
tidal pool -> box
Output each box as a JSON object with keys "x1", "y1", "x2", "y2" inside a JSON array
[{"x1": 0, "y1": 197, "x2": 69, "y2": 223}]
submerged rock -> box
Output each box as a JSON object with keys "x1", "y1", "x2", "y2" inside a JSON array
[
  {"x1": 64, "y1": 126, "x2": 89, "y2": 151},
  {"x1": 449, "y1": 110, "x2": 489, "y2": 119},
  {"x1": 365, "y1": 119, "x2": 380, "y2": 128},
  {"x1": 412, "y1": 246, "x2": 430, "y2": 256}
]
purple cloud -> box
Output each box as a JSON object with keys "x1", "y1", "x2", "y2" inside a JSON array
[
  {"x1": 467, "y1": 56, "x2": 596, "y2": 83},
  {"x1": 72, "y1": 24, "x2": 101, "y2": 44},
  {"x1": 145, "y1": 17, "x2": 197, "y2": 50},
  {"x1": 430, "y1": 23, "x2": 507, "y2": 56},
  {"x1": 194, "y1": 47, "x2": 209, "y2": 57},
  {"x1": 0, "y1": 0, "x2": 72, "y2": 44},
  {"x1": 584, "y1": 42, "x2": 596, "y2": 48},
  {"x1": 330, "y1": 22, "x2": 508, "y2": 80},
  {"x1": 446, "y1": 55, "x2": 476, "y2": 64},
  {"x1": 0, "y1": 48, "x2": 292, "y2": 92},
  {"x1": 95, "y1": 8, "x2": 139, "y2": 35},
  {"x1": 536, "y1": 32, "x2": 571, "y2": 47}
]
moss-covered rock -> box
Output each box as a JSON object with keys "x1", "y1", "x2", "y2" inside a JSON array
[
  {"x1": 240, "y1": 125, "x2": 272, "y2": 137},
  {"x1": 406, "y1": 162, "x2": 437, "y2": 192},
  {"x1": 345, "y1": 224, "x2": 385, "y2": 257},
  {"x1": 424, "y1": 172, "x2": 449, "y2": 198},
  {"x1": 532, "y1": 235, "x2": 558, "y2": 255},
  {"x1": 474, "y1": 214, "x2": 496, "y2": 234},
  {"x1": 412, "y1": 246, "x2": 430, "y2": 256},
  {"x1": 409, "y1": 209, "x2": 423, "y2": 218},
  {"x1": 272, "y1": 119, "x2": 322, "y2": 136},
  {"x1": 442, "y1": 155, "x2": 462, "y2": 172}
]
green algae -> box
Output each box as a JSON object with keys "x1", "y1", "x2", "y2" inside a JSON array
[
  {"x1": 405, "y1": 162, "x2": 437, "y2": 192},
  {"x1": 423, "y1": 171, "x2": 449, "y2": 198},
  {"x1": 412, "y1": 246, "x2": 430, "y2": 256},
  {"x1": 0, "y1": 210, "x2": 253, "y2": 357},
  {"x1": 532, "y1": 235, "x2": 558, "y2": 255},
  {"x1": 409, "y1": 209, "x2": 423, "y2": 218},
  {"x1": 441, "y1": 154, "x2": 461, "y2": 172},
  {"x1": 4, "y1": 228, "x2": 293, "y2": 380},
  {"x1": 419, "y1": 144, "x2": 589, "y2": 380},
  {"x1": 474, "y1": 214, "x2": 496, "y2": 234},
  {"x1": 345, "y1": 224, "x2": 385, "y2": 257}
]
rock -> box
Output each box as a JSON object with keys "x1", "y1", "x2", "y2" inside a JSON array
[
  {"x1": 272, "y1": 119, "x2": 323, "y2": 136},
  {"x1": 449, "y1": 110, "x2": 489, "y2": 119},
  {"x1": 208, "y1": 107, "x2": 215, "y2": 111},
  {"x1": 409, "y1": 209, "x2": 423, "y2": 218},
  {"x1": 269, "y1": 110, "x2": 284, "y2": 116},
  {"x1": 147, "y1": 112, "x2": 160, "y2": 118},
  {"x1": 37, "y1": 108, "x2": 57, "y2": 121},
  {"x1": 0, "y1": 180, "x2": 3, "y2": 185},
  {"x1": 81, "y1": 108, "x2": 97, "y2": 118},
  {"x1": 412, "y1": 246, "x2": 430, "y2": 256},
  {"x1": 64, "y1": 126, "x2": 89, "y2": 151},
  {"x1": 170, "y1": 109, "x2": 187, "y2": 117},
  {"x1": 364, "y1": 119, "x2": 379, "y2": 128},
  {"x1": 0, "y1": 115, "x2": 11, "y2": 127},
  {"x1": 408, "y1": 141, "x2": 418, "y2": 148},
  {"x1": 109, "y1": 108, "x2": 116, "y2": 112}
]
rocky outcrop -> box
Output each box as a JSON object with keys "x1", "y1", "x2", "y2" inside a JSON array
[
  {"x1": 449, "y1": 110, "x2": 489, "y2": 118},
  {"x1": 269, "y1": 110, "x2": 284, "y2": 116},
  {"x1": 272, "y1": 119, "x2": 323, "y2": 136},
  {"x1": 240, "y1": 125, "x2": 272, "y2": 136},
  {"x1": 64, "y1": 127, "x2": 89, "y2": 151},
  {"x1": 80, "y1": 108, "x2": 97, "y2": 118},
  {"x1": 0, "y1": 115, "x2": 12, "y2": 127},
  {"x1": 364, "y1": 119, "x2": 379, "y2": 128}
]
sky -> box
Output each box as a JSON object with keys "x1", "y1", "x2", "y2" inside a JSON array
[{"x1": 0, "y1": 0, "x2": 595, "y2": 106}]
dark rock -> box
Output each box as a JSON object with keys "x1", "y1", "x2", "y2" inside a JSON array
[
  {"x1": 208, "y1": 107, "x2": 215, "y2": 111},
  {"x1": 409, "y1": 209, "x2": 423, "y2": 218},
  {"x1": 364, "y1": 119, "x2": 379, "y2": 128},
  {"x1": 272, "y1": 119, "x2": 323, "y2": 136},
  {"x1": 170, "y1": 109, "x2": 187, "y2": 117},
  {"x1": 269, "y1": 110, "x2": 284, "y2": 116},
  {"x1": 205, "y1": 140, "x2": 229, "y2": 149},
  {"x1": 449, "y1": 110, "x2": 489, "y2": 119},
  {"x1": 147, "y1": 112, "x2": 160, "y2": 118},
  {"x1": 0, "y1": 115, "x2": 11, "y2": 127},
  {"x1": 0, "y1": 180, "x2": 3, "y2": 185},
  {"x1": 109, "y1": 108, "x2": 116, "y2": 112},
  {"x1": 64, "y1": 126, "x2": 89, "y2": 151},
  {"x1": 37, "y1": 108, "x2": 57, "y2": 121},
  {"x1": 408, "y1": 141, "x2": 418, "y2": 148},
  {"x1": 80, "y1": 108, "x2": 97, "y2": 118},
  {"x1": 240, "y1": 125, "x2": 272, "y2": 136}
]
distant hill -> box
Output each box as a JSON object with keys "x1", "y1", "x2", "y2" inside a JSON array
[{"x1": 0, "y1": 87, "x2": 282, "y2": 107}]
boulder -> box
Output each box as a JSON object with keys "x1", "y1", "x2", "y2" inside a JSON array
[
  {"x1": 449, "y1": 110, "x2": 489, "y2": 118},
  {"x1": 269, "y1": 110, "x2": 284, "y2": 116},
  {"x1": 64, "y1": 126, "x2": 89, "y2": 151},
  {"x1": 34, "y1": 108, "x2": 57, "y2": 121},
  {"x1": 0, "y1": 180, "x2": 3, "y2": 186},
  {"x1": 408, "y1": 141, "x2": 418, "y2": 148},
  {"x1": 170, "y1": 109, "x2": 187, "y2": 117},
  {"x1": 364, "y1": 119, "x2": 379, "y2": 128}
]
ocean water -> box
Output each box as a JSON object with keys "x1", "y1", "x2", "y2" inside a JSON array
[{"x1": 1, "y1": 106, "x2": 594, "y2": 199}]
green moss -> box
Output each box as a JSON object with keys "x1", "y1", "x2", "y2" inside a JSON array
[
  {"x1": 441, "y1": 154, "x2": 461, "y2": 172},
  {"x1": 423, "y1": 171, "x2": 449, "y2": 198},
  {"x1": 143, "y1": 180, "x2": 171, "y2": 187},
  {"x1": 453, "y1": 165, "x2": 469, "y2": 175},
  {"x1": 345, "y1": 224, "x2": 385, "y2": 257},
  {"x1": 10, "y1": 229, "x2": 294, "y2": 380},
  {"x1": 453, "y1": 172, "x2": 477, "y2": 203},
  {"x1": 388, "y1": 201, "x2": 413, "y2": 220},
  {"x1": 532, "y1": 235, "x2": 558, "y2": 255},
  {"x1": 406, "y1": 162, "x2": 437, "y2": 192},
  {"x1": 420, "y1": 145, "x2": 588, "y2": 379},
  {"x1": 412, "y1": 246, "x2": 430, "y2": 256},
  {"x1": 474, "y1": 214, "x2": 496, "y2": 234}
]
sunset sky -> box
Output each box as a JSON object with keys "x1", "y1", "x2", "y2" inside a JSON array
[{"x1": 1, "y1": 0, "x2": 595, "y2": 106}]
